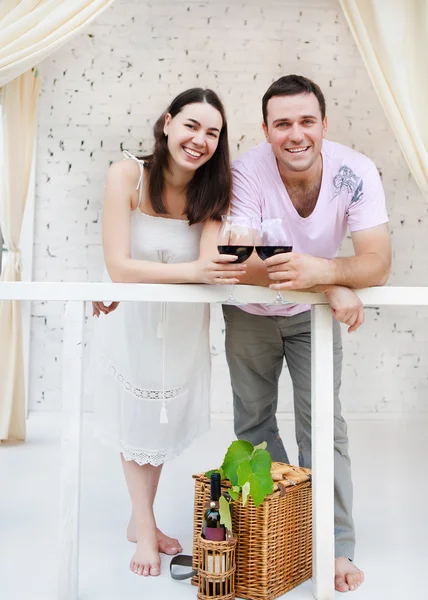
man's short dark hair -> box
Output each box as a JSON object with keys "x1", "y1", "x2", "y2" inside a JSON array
[{"x1": 262, "y1": 74, "x2": 326, "y2": 124}]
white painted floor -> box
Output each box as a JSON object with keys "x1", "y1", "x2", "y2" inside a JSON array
[{"x1": 0, "y1": 412, "x2": 427, "y2": 600}]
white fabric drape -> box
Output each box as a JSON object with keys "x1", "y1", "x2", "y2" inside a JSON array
[
  {"x1": 339, "y1": 0, "x2": 428, "y2": 196},
  {"x1": 0, "y1": 0, "x2": 115, "y2": 88},
  {"x1": 0, "y1": 1, "x2": 116, "y2": 440},
  {"x1": 0, "y1": 69, "x2": 39, "y2": 441}
]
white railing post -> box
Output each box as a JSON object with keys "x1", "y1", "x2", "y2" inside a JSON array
[
  {"x1": 58, "y1": 301, "x2": 85, "y2": 600},
  {"x1": 311, "y1": 304, "x2": 335, "y2": 600}
]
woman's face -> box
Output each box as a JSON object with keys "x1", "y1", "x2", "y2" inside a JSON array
[{"x1": 163, "y1": 102, "x2": 223, "y2": 172}]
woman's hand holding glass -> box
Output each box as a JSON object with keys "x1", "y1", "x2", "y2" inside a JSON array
[
  {"x1": 193, "y1": 253, "x2": 246, "y2": 285},
  {"x1": 216, "y1": 215, "x2": 255, "y2": 304}
]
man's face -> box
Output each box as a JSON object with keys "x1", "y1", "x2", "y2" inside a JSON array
[{"x1": 262, "y1": 93, "x2": 327, "y2": 175}]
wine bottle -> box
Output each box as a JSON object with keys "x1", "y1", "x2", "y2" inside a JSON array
[
  {"x1": 202, "y1": 472, "x2": 226, "y2": 542},
  {"x1": 202, "y1": 472, "x2": 226, "y2": 597}
]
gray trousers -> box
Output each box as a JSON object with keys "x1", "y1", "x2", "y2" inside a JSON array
[{"x1": 222, "y1": 305, "x2": 355, "y2": 560}]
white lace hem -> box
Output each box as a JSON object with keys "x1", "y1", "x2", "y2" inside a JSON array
[
  {"x1": 100, "y1": 355, "x2": 181, "y2": 400},
  {"x1": 120, "y1": 442, "x2": 167, "y2": 466}
]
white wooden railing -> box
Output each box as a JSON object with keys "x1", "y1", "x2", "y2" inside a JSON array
[{"x1": 2, "y1": 282, "x2": 427, "y2": 600}]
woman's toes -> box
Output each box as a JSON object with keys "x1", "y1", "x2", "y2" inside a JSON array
[
  {"x1": 142, "y1": 564, "x2": 150, "y2": 576},
  {"x1": 150, "y1": 564, "x2": 161, "y2": 576},
  {"x1": 129, "y1": 559, "x2": 146, "y2": 576}
]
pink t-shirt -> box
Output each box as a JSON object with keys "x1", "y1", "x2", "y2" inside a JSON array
[{"x1": 231, "y1": 139, "x2": 389, "y2": 316}]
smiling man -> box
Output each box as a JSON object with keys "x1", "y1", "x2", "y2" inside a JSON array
[{"x1": 223, "y1": 74, "x2": 391, "y2": 593}]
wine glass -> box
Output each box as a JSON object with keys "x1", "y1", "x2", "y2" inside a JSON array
[
  {"x1": 217, "y1": 215, "x2": 255, "y2": 305},
  {"x1": 255, "y1": 218, "x2": 293, "y2": 305}
]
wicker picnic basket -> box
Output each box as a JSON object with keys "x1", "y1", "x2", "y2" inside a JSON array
[{"x1": 192, "y1": 462, "x2": 312, "y2": 600}]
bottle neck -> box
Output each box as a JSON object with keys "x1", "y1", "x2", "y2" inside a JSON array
[
  {"x1": 210, "y1": 485, "x2": 220, "y2": 502},
  {"x1": 210, "y1": 474, "x2": 221, "y2": 502}
]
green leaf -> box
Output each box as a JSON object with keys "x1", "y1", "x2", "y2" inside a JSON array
[
  {"x1": 228, "y1": 486, "x2": 240, "y2": 501},
  {"x1": 241, "y1": 481, "x2": 251, "y2": 507},
  {"x1": 221, "y1": 440, "x2": 254, "y2": 485},
  {"x1": 219, "y1": 495, "x2": 232, "y2": 531},
  {"x1": 253, "y1": 441, "x2": 267, "y2": 452},
  {"x1": 204, "y1": 467, "x2": 225, "y2": 479},
  {"x1": 236, "y1": 459, "x2": 252, "y2": 486},
  {"x1": 236, "y1": 449, "x2": 273, "y2": 507},
  {"x1": 204, "y1": 469, "x2": 217, "y2": 478}
]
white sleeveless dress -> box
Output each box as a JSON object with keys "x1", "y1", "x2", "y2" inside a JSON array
[{"x1": 88, "y1": 153, "x2": 211, "y2": 466}]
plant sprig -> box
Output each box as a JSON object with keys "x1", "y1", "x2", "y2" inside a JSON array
[{"x1": 205, "y1": 440, "x2": 274, "y2": 529}]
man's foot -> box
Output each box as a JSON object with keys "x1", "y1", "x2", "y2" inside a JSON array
[
  {"x1": 127, "y1": 518, "x2": 182, "y2": 554},
  {"x1": 335, "y1": 557, "x2": 364, "y2": 592},
  {"x1": 130, "y1": 524, "x2": 161, "y2": 577}
]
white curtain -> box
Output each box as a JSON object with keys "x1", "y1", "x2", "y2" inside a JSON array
[
  {"x1": 339, "y1": 0, "x2": 428, "y2": 196},
  {"x1": 0, "y1": 69, "x2": 39, "y2": 441},
  {"x1": 0, "y1": 0, "x2": 115, "y2": 88},
  {"x1": 0, "y1": 1, "x2": 115, "y2": 440}
]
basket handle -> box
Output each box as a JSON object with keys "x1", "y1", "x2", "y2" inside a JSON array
[{"x1": 169, "y1": 554, "x2": 198, "y2": 580}]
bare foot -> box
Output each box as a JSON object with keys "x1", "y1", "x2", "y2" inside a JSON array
[
  {"x1": 130, "y1": 522, "x2": 161, "y2": 577},
  {"x1": 157, "y1": 529, "x2": 183, "y2": 555},
  {"x1": 335, "y1": 557, "x2": 364, "y2": 592},
  {"x1": 127, "y1": 517, "x2": 182, "y2": 554}
]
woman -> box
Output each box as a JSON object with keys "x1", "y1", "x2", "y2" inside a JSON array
[{"x1": 89, "y1": 88, "x2": 245, "y2": 578}]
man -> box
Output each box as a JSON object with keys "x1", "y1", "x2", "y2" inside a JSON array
[{"x1": 223, "y1": 74, "x2": 391, "y2": 593}]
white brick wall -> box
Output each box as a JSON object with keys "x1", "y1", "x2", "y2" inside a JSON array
[{"x1": 30, "y1": 0, "x2": 428, "y2": 414}]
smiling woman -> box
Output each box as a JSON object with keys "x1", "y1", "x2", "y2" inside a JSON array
[
  {"x1": 87, "y1": 88, "x2": 245, "y2": 579},
  {"x1": 137, "y1": 88, "x2": 231, "y2": 224}
]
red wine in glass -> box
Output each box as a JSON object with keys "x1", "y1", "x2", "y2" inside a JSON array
[
  {"x1": 218, "y1": 245, "x2": 254, "y2": 263},
  {"x1": 217, "y1": 216, "x2": 255, "y2": 304},
  {"x1": 256, "y1": 218, "x2": 293, "y2": 305},
  {"x1": 255, "y1": 246, "x2": 292, "y2": 260}
]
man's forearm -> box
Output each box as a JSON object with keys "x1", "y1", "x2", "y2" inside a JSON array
[
  {"x1": 320, "y1": 253, "x2": 390, "y2": 289},
  {"x1": 241, "y1": 249, "x2": 391, "y2": 291}
]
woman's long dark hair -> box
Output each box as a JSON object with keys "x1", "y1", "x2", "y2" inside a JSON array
[{"x1": 140, "y1": 88, "x2": 231, "y2": 225}]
